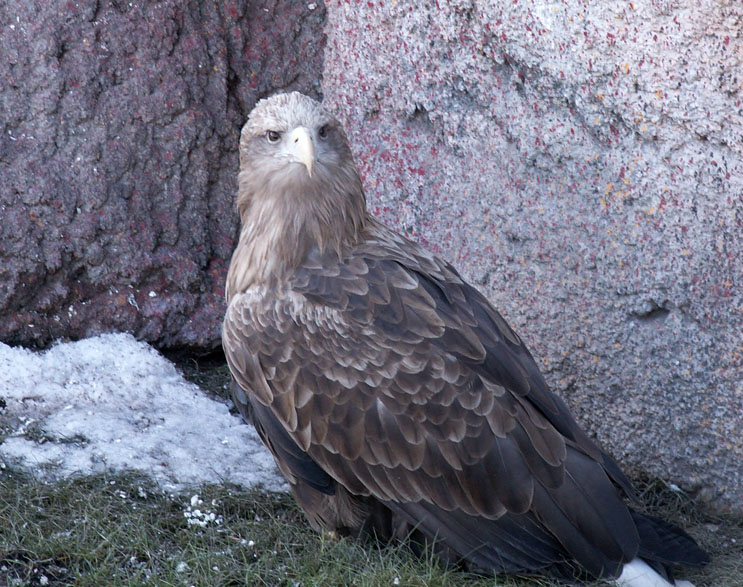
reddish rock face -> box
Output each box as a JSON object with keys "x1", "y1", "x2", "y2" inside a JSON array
[
  {"x1": 2, "y1": 0, "x2": 741, "y2": 514},
  {"x1": 0, "y1": 0, "x2": 326, "y2": 348}
]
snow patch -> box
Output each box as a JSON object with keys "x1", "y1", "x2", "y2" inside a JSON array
[{"x1": 0, "y1": 333, "x2": 286, "y2": 492}]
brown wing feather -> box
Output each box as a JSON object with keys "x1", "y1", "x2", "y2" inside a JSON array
[
  {"x1": 223, "y1": 92, "x2": 709, "y2": 581},
  {"x1": 225, "y1": 220, "x2": 628, "y2": 500},
  {"x1": 223, "y1": 221, "x2": 641, "y2": 576}
]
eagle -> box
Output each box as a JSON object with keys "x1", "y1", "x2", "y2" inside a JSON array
[{"x1": 222, "y1": 92, "x2": 708, "y2": 586}]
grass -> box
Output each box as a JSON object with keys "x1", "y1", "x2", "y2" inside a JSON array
[
  {"x1": 0, "y1": 354, "x2": 741, "y2": 586},
  {"x1": 0, "y1": 470, "x2": 550, "y2": 587}
]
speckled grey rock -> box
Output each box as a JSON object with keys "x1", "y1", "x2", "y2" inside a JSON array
[
  {"x1": 322, "y1": 1, "x2": 743, "y2": 512},
  {"x1": 0, "y1": 0, "x2": 325, "y2": 347},
  {"x1": 2, "y1": 0, "x2": 741, "y2": 513}
]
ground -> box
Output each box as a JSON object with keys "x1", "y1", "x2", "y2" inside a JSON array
[{"x1": 0, "y1": 336, "x2": 741, "y2": 585}]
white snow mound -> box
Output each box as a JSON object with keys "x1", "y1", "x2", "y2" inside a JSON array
[{"x1": 0, "y1": 333, "x2": 286, "y2": 492}]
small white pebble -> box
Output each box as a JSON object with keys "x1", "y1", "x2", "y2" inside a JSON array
[{"x1": 176, "y1": 561, "x2": 190, "y2": 573}]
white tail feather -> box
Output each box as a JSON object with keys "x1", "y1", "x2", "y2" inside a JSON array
[{"x1": 614, "y1": 559, "x2": 696, "y2": 587}]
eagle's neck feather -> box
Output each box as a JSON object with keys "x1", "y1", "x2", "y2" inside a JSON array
[{"x1": 226, "y1": 167, "x2": 367, "y2": 297}]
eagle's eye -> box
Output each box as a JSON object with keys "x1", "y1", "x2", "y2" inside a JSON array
[
  {"x1": 266, "y1": 130, "x2": 281, "y2": 143},
  {"x1": 318, "y1": 125, "x2": 329, "y2": 140}
]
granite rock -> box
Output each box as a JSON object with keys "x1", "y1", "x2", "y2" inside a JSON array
[
  {"x1": 2, "y1": 0, "x2": 741, "y2": 513},
  {"x1": 0, "y1": 0, "x2": 326, "y2": 347}
]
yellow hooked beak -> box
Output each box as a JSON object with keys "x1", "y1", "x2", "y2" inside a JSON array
[{"x1": 288, "y1": 126, "x2": 315, "y2": 177}]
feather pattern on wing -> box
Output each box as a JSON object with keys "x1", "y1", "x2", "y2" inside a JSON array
[{"x1": 223, "y1": 223, "x2": 642, "y2": 577}]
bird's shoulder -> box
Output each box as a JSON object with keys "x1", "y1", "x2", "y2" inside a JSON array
[
  {"x1": 223, "y1": 219, "x2": 540, "y2": 419},
  {"x1": 286, "y1": 221, "x2": 518, "y2": 341},
  {"x1": 222, "y1": 220, "x2": 634, "y2": 511},
  {"x1": 224, "y1": 219, "x2": 467, "y2": 335}
]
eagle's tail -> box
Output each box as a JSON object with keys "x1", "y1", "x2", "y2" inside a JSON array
[{"x1": 627, "y1": 509, "x2": 709, "y2": 584}]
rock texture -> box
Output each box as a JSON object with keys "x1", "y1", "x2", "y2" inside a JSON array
[
  {"x1": 2, "y1": 0, "x2": 741, "y2": 512},
  {"x1": 0, "y1": 0, "x2": 325, "y2": 347},
  {"x1": 322, "y1": 1, "x2": 743, "y2": 511}
]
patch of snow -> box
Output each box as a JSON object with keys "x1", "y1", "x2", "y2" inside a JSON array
[
  {"x1": 0, "y1": 333, "x2": 286, "y2": 492},
  {"x1": 184, "y1": 494, "x2": 223, "y2": 527}
]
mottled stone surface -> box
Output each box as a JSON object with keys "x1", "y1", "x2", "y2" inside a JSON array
[
  {"x1": 2, "y1": 0, "x2": 741, "y2": 512},
  {"x1": 323, "y1": 1, "x2": 743, "y2": 511},
  {"x1": 0, "y1": 0, "x2": 325, "y2": 347}
]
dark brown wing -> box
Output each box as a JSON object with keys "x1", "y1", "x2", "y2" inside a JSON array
[{"x1": 223, "y1": 223, "x2": 640, "y2": 578}]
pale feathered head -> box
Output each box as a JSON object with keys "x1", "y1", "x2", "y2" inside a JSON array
[
  {"x1": 237, "y1": 92, "x2": 364, "y2": 216},
  {"x1": 240, "y1": 92, "x2": 335, "y2": 178},
  {"x1": 227, "y1": 92, "x2": 367, "y2": 293}
]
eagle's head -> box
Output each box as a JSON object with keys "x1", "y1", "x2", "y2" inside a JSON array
[
  {"x1": 227, "y1": 92, "x2": 366, "y2": 293},
  {"x1": 238, "y1": 92, "x2": 360, "y2": 206}
]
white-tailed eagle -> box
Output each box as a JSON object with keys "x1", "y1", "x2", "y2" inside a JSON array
[{"x1": 222, "y1": 92, "x2": 708, "y2": 586}]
